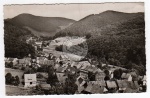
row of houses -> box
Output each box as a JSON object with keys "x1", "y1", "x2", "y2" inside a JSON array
[
  {"x1": 75, "y1": 70, "x2": 146, "y2": 93},
  {"x1": 76, "y1": 80, "x2": 140, "y2": 93}
]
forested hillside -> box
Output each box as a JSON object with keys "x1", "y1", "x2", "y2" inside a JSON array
[
  {"x1": 54, "y1": 11, "x2": 145, "y2": 75},
  {"x1": 7, "y1": 14, "x2": 76, "y2": 37},
  {"x1": 55, "y1": 11, "x2": 144, "y2": 37},
  {"x1": 4, "y1": 20, "x2": 35, "y2": 58}
]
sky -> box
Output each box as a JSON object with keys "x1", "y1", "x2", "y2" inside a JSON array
[{"x1": 3, "y1": 3, "x2": 144, "y2": 20}]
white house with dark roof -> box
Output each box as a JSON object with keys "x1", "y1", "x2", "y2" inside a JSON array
[{"x1": 24, "y1": 74, "x2": 37, "y2": 88}]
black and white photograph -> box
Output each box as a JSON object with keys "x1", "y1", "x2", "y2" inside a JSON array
[{"x1": 3, "y1": 2, "x2": 146, "y2": 95}]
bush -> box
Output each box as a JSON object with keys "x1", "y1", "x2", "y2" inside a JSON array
[
  {"x1": 55, "y1": 45, "x2": 63, "y2": 51},
  {"x1": 86, "y1": 33, "x2": 91, "y2": 39},
  {"x1": 5, "y1": 73, "x2": 12, "y2": 85}
]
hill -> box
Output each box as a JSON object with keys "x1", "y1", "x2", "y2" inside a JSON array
[
  {"x1": 7, "y1": 13, "x2": 76, "y2": 37},
  {"x1": 55, "y1": 10, "x2": 144, "y2": 37},
  {"x1": 54, "y1": 10, "x2": 145, "y2": 75}
]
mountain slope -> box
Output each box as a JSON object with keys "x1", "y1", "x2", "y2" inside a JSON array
[
  {"x1": 4, "y1": 20, "x2": 35, "y2": 58},
  {"x1": 55, "y1": 10, "x2": 144, "y2": 37},
  {"x1": 7, "y1": 13, "x2": 76, "y2": 37},
  {"x1": 54, "y1": 10, "x2": 145, "y2": 75}
]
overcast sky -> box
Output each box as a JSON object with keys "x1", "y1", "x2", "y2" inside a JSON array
[{"x1": 3, "y1": 3, "x2": 144, "y2": 20}]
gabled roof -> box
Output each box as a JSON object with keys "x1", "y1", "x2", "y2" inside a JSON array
[
  {"x1": 116, "y1": 80, "x2": 128, "y2": 88},
  {"x1": 84, "y1": 66, "x2": 97, "y2": 73},
  {"x1": 97, "y1": 68, "x2": 103, "y2": 73},
  {"x1": 106, "y1": 81, "x2": 117, "y2": 88},
  {"x1": 78, "y1": 61, "x2": 91, "y2": 69},
  {"x1": 7, "y1": 58, "x2": 18, "y2": 62},
  {"x1": 123, "y1": 87, "x2": 139, "y2": 93},
  {"x1": 56, "y1": 66, "x2": 67, "y2": 73},
  {"x1": 126, "y1": 81, "x2": 139, "y2": 89},
  {"x1": 56, "y1": 73, "x2": 67, "y2": 83},
  {"x1": 84, "y1": 82, "x2": 93, "y2": 92},
  {"x1": 37, "y1": 57, "x2": 47, "y2": 61},
  {"x1": 85, "y1": 82, "x2": 105, "y2": 93},
  {"x1": 40, "y1": 83, "x2": 51, "y2": 90},
  {"x1": 66, "y1": 66, "x2": 77, "y2": 74},
  {"x1": 8, "y1": 58, "x2": 15, "y2": 62},
  {"x1": 60, "y1": 55, "x2": 69, "y2": 59},
  {"x1": 89, "y1": 81, "x2": 106, "y2": 86},
  {"x1": 18, "y1": 59, "x2": 25, "y2": 64},
  {"x1": 18, "y1": 59, "x2": 31, "y2": 64},
  {"x1": 78, "y1": 77, "x2": 84, "y2": 84}
]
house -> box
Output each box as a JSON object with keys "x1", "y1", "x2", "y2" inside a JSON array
[
  {"x1": 36, "y1": 57, "x2": 48, "y2": 64},
  {"x1": 78, "y1": 61, "x2": 91, "y2": 68},
  {"x1": 130, "y1": 72, "x2": 138, "y2": 81},
  {"x1": 56, "y1": 66, "x2": 68, "y2": 83},
  {"x1": 56, "y1": 66, "x2": 67, "y2": 73},
  {"x1": 76, "y1": 76, "x2": 88, "y2": 93},
  {"x1": 106, "y1": 81, "x2": 117, "y2": 89},
  {"x1": 79, "y1": 69, "x2": 88, "y2": 80},
  {"x1": 116, "y1": 80, "x2": 128, "y2": 92},
  {"x1": 85, "y1": 65, "x2": 97, "y2": 73},
  {"x1": 36, "y1": 72, "x2": 48, "y2": 79},
  {"x1": 73, "y1": 62, "x2": 82, "y2": 69},
  {"x1": 55, "y1": 57, "x2": 61, "y2": 63},
  {"x1": 38, "y1": 60, "x2": 54, "y2": 66},
  {"x1": 95, "y1": 69, "x2": 105, "y2": 81},
  {"x1": 59, "y1": 55, "x2": 69, "y2": 61},
  {"x1": 6, "y1": 58, "x2": 18, "y2": 66},
  {"x1": 142, "y1": 75, "x2": 146, "y2": 86},
  {"x1": 121, "y1": 73, "x2": 132, "y2": 81},
  {"x1": 84, "y1": 81, "x2": 107, "y2": 94},
  {"x1": 40, "y1": 82, "x2": 51, "y2": 90},
  {"x1": 54, "y1": 63, "x2": 60, "y2": 70},
  {"x1": 18, "y1": 58, "x2": 31, "y2": 67},
  {"x1": 106, "y1": 81, "x2": 117, "y2": 93},
  {"x1": 24, "y1": 74, "x2": 37, "y2": 88},
  {"x1": 35, "y1": 41, "x2": 43, "y2": 48},
  {"x1": 48, "y1": 53, "x2": 55, "y2": 60},
  {"x1": 88, "y1": 81, "x2": 106, "y2": 87},
  {"x1": 56, "y1": 72, "x2": 67, "y2": 83},
  {"x1": 44, "y1": 53, "x2": 49, "y2": 58},
  {"x1": 66, "y1": 66, "x2": 78, "y2": 75},
  {"x1": 123, "y1": 81, "x2": 140, "y2": 93}
]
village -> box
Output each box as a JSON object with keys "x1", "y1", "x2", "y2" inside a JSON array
[{"x1": 5, "y1": 36, "x2": 147, "y2": 95}]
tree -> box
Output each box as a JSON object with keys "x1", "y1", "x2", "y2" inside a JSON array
[
  {"x1": 64, "y1": 74, "x2": 78, "y2": 94},
  {"x1": 113, "y1": 69, "x2": 123, "y2": 79},
  {"x1": 86, "y1": 33, "x2": 91, "y2": 39},
  {"x1": 104, "y1": 69, "x2": 109, "y2": 76},
  {"x1": 104, "y1": 76, "x2": 110, "y2": 81},
  {"x1": 88, "y1": 72, "x2": 96, "y2": 81},
  {"x1": 47, "y1": 66, "x2": 58, "y2": 87},
  {"x1": 55, "y1": 45, "x2": 63, "y2": 51},
  {"x1": 15, "y1": 75, "x2": 20, "y2": 86},
  {"x1": 5, "y1": 73, "x2": 12, "y2": 85}
]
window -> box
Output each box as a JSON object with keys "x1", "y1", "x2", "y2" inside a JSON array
[{"x1": 30, "y1": 82, "x2": 32, "y2": 85}]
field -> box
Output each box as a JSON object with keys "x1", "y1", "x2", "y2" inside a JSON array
[{"x1": 6, "y1": 85, "x2": 33, "y2": 96}]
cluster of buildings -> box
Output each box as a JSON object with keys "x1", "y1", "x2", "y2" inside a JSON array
[
  {"x1": 5, "y1": 52, "x2": 147, "y2": 93},
  {"x1": 5, "y1": 37, "x2": 147, "y2": 94}
]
